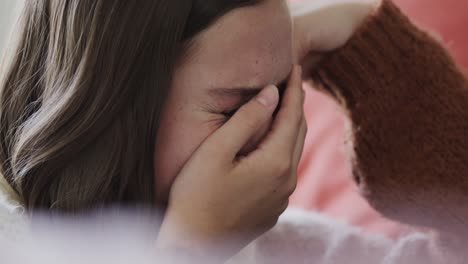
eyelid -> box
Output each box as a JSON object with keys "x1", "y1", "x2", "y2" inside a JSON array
[
  {"x1": 222, "y1": 81, "x2": 287, "y2": 119},
  {"x1": 222, "y1": 95, "x2": 254, "y2": 114},
  {"x1": 222, "y1": 109, "x2": 237, "y2": 118}
]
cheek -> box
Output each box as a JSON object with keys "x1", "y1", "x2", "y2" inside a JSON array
[
  {"x1": 153, "y1": 105, "x2": 216, "y2": 202},
  {"x1": 153, "y1": 99, "x2": 274, "y2": 203}
]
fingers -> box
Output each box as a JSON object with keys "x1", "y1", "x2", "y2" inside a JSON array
[
  {"x1": 203, "y1": 85, "x2": 280, "y2": 162},
  {"x1": 252, "y1": 65, "x2": 304, "y2": 160},
  {"x1": 243, "y1": 65, "x2": 305, "y2": 198},
  {"x1": 292, "y1": 115, "x2": 308, "y2": 171},
  {"x1": 287, "y1": 115, "x2": 307, "y2": 193}
]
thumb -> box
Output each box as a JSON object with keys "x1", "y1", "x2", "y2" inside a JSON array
[{"x1": 205, "y1": 85, "x2": 279, "y2": 160}]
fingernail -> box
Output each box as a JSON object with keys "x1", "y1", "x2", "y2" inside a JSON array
[{"x1": 256, "y1": 85, "x2": 279, "y2": 109}]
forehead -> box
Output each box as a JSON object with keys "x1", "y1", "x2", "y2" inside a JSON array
[{"x1": 180, "y1": 0, "x2": 293, "y2": 90}]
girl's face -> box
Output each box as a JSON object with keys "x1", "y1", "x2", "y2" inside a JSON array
[{"x1": 154, "y1": 0, "x2": 295, "y2": 202}]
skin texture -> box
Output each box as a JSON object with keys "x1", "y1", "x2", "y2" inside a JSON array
[
  {"x1": 153, "y1": 0, "x2": 379, "y2": 204},
  {"x1": 153, "y1": 1, "x2": 383, "y2": 262},
  {"x1": 157, "y1": 66, "x2": 306, "y2": 262},
  {"x1": 154, "y1": 0, "x2": 294, "y2": 203}
]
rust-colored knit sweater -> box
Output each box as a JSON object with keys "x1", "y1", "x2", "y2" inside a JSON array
[{"x1": 308, "y1": 0, "x2": 468, "y2": 261}]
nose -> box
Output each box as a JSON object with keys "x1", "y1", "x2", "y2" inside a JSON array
[{"x1": 238, "y1": 116, "x2": 273, "y2": 156}]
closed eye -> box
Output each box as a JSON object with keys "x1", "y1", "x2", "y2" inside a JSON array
[
  {"x1": 221, "y1": 108, "x2": 238, "y2": 119},
  {"x1": 220, "y1": 80, "x2": 287, "y2": 120}
]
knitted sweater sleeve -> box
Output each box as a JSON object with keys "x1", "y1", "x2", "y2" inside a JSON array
[
  {"x1": 232, "y1": 1, "x2": 468, "y2": 263},
  {"x1": 309, "y1": 0, "x2": 468, "y2": 246}
]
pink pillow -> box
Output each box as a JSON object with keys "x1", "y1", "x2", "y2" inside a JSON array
[{"x1": 290, "y1": 0, "x2": 468, "y2": 238}]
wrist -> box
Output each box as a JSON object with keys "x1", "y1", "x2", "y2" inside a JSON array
[
  {"x1": 156, "y1": 209, "x2": 234, "y2": 263},
  {"x1": 294, "y1": 0, "x2": 380, "y2": 52}
]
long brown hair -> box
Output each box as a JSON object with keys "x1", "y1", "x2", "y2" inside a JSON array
[{"x1": 0, "y1": 0, "x2": 260, "y2": 213}]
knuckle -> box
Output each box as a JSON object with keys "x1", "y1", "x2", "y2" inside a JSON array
[
  {"x1": 242, "y1": 116, "x2": 259, "y2": 131},
  {"x1": 275, "y1": 158, "x2": 293, "y2": 174},
  {"x1": 293, "y1": 109, "x2": 304, "y2": 125},
  {"x1": 280, "y1": 199, "x2": 289, "y2": 213},
  {"x1": 304, "y1": 119, "x2": 309, "y2": 133},
  {"x1": 301, "y1": 87, "x2": 306, "y2": 102},
  {"x1": 267, "y1": 216, "x2": 280, "y2": 230},
  {"x1": 287, "y1": 178, "x2": 298, "y2": 195}
]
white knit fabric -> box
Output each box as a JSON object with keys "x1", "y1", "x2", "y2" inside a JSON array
[{"x1": 0, "y1": 183, "x2": 442, "y2": 264}]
